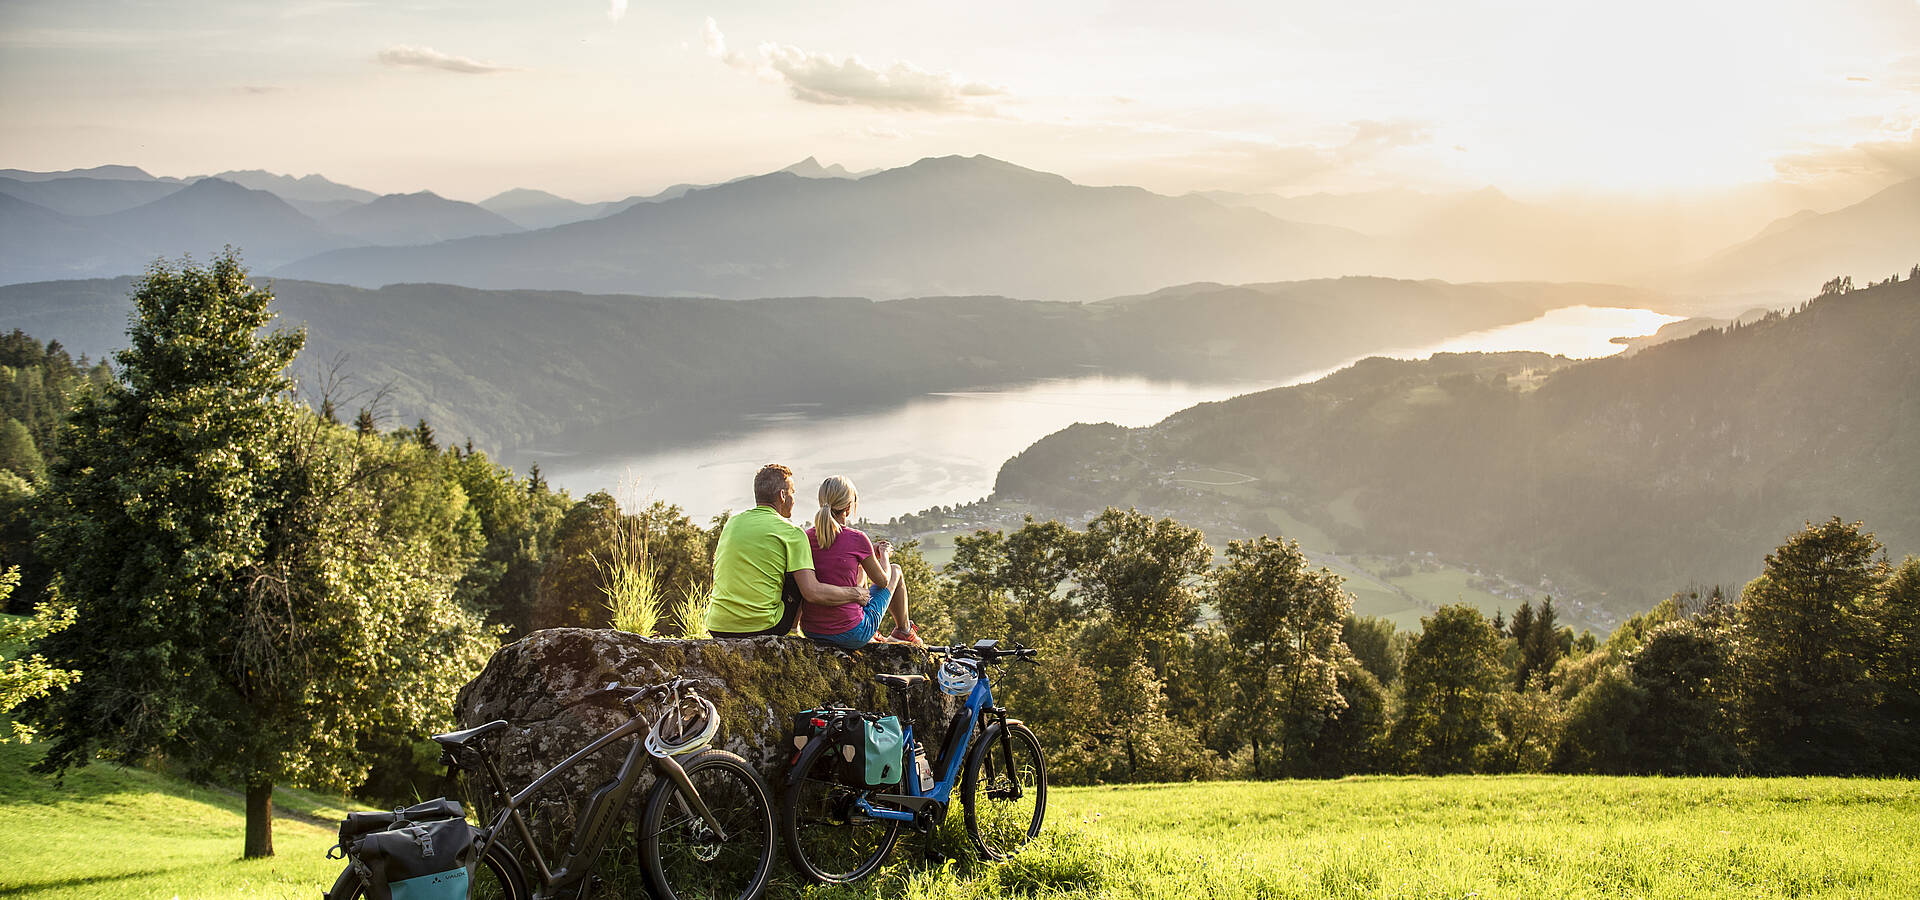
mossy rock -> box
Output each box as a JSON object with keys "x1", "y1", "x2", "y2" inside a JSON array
[{"x1": 453, "y1": 628, "x2": 955, "y2": 849}]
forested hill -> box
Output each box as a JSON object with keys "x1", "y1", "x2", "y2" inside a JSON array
[
  {"x1": 0, "y1": 275, "x2": 1649, "y2": 457},
  {"x1": 994, "y1": 276, "x2": 1920, "y2": 617}
]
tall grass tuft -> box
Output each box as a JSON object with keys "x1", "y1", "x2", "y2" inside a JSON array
[
  {"x1": 597, "y1": 482, "x2": 666, "y2": 637},
  {"x1": 678, "y1": 577, "x2": 713, "y2": 640}
]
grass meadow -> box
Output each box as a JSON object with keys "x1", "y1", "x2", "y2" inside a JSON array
[{"x1": 4, "y1": 731, "x2": 1916, "y2": 900}]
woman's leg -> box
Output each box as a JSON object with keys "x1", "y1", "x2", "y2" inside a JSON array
[{"x1": 885, "y1": 563, "x2": 914, "y2": 635}]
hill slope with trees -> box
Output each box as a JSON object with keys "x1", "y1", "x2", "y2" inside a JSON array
[{"x1": 995, "y1": 274, "x2": 1920, "y2": 615}]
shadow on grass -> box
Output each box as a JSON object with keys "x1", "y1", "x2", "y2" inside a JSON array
[{"x1": 0, "y1": 868, "x2": 179, "y2": 896}]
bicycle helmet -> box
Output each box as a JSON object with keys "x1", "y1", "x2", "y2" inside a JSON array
[
  {"x1": 936, "y1": 658, "x2": 979, "y2": 696},
  {"x1": 646, "y1": 690, "x2": 719, "y2": 757}
]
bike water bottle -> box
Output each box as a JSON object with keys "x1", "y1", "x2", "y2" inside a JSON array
[{"x1": 914, "y1": 744, "x2": 934, "y2": 792}]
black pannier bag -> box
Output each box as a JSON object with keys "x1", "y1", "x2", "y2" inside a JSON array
[{"x1": 333, "y1": 798, "x2": 478, "y2": 900}]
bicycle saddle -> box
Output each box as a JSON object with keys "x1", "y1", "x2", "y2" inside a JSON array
[
  {"x1": 432, "y1": 719, "x2": 509, "y2": 748},
  {"x1": 874, "y1": 674, "x2": 927, "y2": 689}
]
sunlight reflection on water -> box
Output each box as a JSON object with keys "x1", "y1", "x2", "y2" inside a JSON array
[{"x1": 543, "y1": 306, "x2": 1683, "y2": 520}]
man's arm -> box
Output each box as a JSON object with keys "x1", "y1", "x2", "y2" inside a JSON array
[{"x1": 793, "y1": 568, "x2": 864, "y2": 605}]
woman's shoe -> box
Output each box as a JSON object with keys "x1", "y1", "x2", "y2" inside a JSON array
[{"x1": 889, "y1": 623, "x2": 924, "y2": 646}]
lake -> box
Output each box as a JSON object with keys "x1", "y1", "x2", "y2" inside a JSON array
[{"x1": 543, "y1": 305, "x2": 1685, "y2": 521}]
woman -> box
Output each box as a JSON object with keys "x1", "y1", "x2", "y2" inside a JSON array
[{"x1": 801, "y1": 475, "x2": 921, "y2": 648}]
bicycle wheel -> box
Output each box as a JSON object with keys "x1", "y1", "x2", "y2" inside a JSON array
[
  {"x1": 780, "y1": 736, "x2": 901, "y2": 883},
  {"x1": 326, "y1": 837, "x2": 528, "y2": 900},
  {"x1": 638, "y1": 748, "x2": 776, "y2": 900},
  {"x1": 962, "y1": 721, "x2": 1046, "y2": 861}
]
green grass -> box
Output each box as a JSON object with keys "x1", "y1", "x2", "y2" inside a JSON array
[
  {"x1": 814, "y1": 776, "x2": 1920, "y2": 900},
  {"x1": 1387, "y1": 568, "x2": 1511, "y2": 617},
  {"x1": 6, "y1": 735, "x2": 1916, "y2": 899},
  {"x1": 0, "y1": 739, "x2": 362, "y2": 899}
]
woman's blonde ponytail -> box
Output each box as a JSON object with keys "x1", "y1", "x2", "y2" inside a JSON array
[{"x1": 813, "y1": 475, "x2": 858, "y2": 550}]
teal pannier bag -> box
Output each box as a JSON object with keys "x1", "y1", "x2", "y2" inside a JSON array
[{"x1": 858, "y1": 715, "x2": 904, "y2": 787}]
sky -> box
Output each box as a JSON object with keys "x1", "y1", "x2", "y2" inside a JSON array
[{"x1": 3, "y1": 0, "x2": 1918, "y2": 207}]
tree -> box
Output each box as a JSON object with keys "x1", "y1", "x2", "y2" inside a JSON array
[
  {"x1": 1392, "y1": 604, "x2": 1505, "y2": 773},
  {"x1": 1874, "y1": 556, "x2": 1920, "y2": 773},
  {"x1": 1075, "y1": 507, "x2": 1211, "y2": 667},
  {"x1": 1209, "y1": 535, "x2": 1350, "y2": 776},
  {"x1": 1520, "y1": 597, "x2": 1564, "y2": 689},
  {"x1": 0, "y1": 417, "x2": 45, "y2": 484},
  {"x1": 0, "y1": 566, "x2": 78, "y2": 742},
  {"x1": 1733, "y1": 518, "x2": 1886, "y2": 774},
  {"x1": 29, "y1": 253, "x2": 492, "y2": 857},
  {"x1": 1341, "y1": 615, "x2": 1401, "y2": 687},
  {"x1": 1625, "y1": 618, "x2": 1737, "y2": 774}
]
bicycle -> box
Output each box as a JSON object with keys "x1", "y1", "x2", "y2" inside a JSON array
[
  {"x1": 781, "y1": 638, "x2": 1047, "y2": 883},
  {"x1": 327, "y1": 678, "x2": 775, "y2": 900}
]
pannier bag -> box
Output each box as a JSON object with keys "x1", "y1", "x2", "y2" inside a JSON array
[
  {"x1": 790, "y1": 708, "x2": 905, "y2": 788},
  {"x1": 843, "y1": 715, "x2": 904, "y2": 788},
  {"x1": 338, "y1": 798, "x2": 478, "y2": 900}
]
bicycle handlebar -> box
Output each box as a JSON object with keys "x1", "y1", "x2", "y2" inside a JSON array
[{"x1": 930, "y1": 640, "x2": 1039, "y2": 664}]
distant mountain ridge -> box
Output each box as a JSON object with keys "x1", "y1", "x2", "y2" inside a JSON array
[
  {"x1": 323, "y1": 191, "x2": 522, "y2": 246},
  {"x1": 276, "y1": 155, "x2": 1380, "y2": 300}
]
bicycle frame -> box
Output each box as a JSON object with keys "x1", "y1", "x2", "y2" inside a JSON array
[
  {"x1": 467, "y1": 692, "x2": 729, "y2": 898},
  {"x1": 854, "y1": 664, "x2": 1004, "y2": 823}
]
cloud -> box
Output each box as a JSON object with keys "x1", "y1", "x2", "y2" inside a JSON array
[
  {"x1": 1772, "y1": 130, "x2": 1920, "y2": 184},
  {"x1": 237, "y1": 85, "x2": 282, "y2": 95},
  {"x1": 374, "y1": 45, "x2": 518, "y2": 75},
  {"x1": 703, "y1": 19, "x2": 1002, "y2": 113},
  {"x1": 1342, "y1": 119, "x2": 1432, "y2": 156},
  {"x1": 607, "y1": 0, "x2": 627, "y2": 23}
]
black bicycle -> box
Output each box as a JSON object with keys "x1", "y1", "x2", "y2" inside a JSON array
[
  {"x1": 327, "y1": 678, "x2": 775, "y2": 900},
  {"x1": 781, "y1": 639, "x2": 1047, "y2": 883}
]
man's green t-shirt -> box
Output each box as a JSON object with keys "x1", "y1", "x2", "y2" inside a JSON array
[{"x1": 706, "y1": 505, "x2": 815, "y2": 633}]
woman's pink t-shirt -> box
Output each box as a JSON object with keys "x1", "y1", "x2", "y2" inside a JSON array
[{"x1": 800, "y1": 526, "x2": 873, "y2": 635}]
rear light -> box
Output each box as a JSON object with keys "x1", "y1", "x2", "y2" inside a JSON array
[{"x1": 810, "y1": 717, "x2": 827, "y2": 728}]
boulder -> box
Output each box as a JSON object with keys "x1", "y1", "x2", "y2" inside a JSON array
[{"x1": 452, "y1": 628, "x2": 955, "y2": 847}]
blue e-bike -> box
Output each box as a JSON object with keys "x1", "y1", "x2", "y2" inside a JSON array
[{"x1": 780, "y1": 639, "x2": 1047, "y2": 883}]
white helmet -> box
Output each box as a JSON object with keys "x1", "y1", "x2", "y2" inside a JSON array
[
  {"x1": 936, "y1": 658, "x2": 980, "y2": 696},
  {"x1": 646, "y1": 691, "x2": 719, "y2": 757}
]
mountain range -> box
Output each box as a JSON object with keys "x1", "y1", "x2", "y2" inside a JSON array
[{"x1": 4, "y1": 156, "x2": 1912, "y2": 303}]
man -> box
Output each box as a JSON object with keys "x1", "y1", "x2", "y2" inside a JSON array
[{"x1": 706, "y1": 463, "x2": 867, "y2": 637}]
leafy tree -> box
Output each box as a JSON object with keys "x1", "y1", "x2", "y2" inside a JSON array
[
  {"x1": 1625, "y1": 618, "x2": 1737, "y2": 774},
  {"x1": 1874, "y1": 556, "x2": 1920, "y2": 773},
  {"x1": 1340, "y1": 614, "x2": 1401, "y2": 687},
  {"x1": 1075, "y1": 507, "x2": 1210, "y2": 667},
  {"x1": 1392, "y1": 604, "x2": 1505, "y2": 773},
  {"x1": 28, "y1": 253, "x2": 491, "y2": 857},
  {"x1": 0, "y1": 418, "x2": 45, "y2": 484},
  {"x1": 1733, "y1": 518, "x2": 1886, "y2": 774},
  {"x1": 531, "y1": 492, "x2": 620, "y2": 630},
  {"x1": 0, "y1": 567, "x2": 78, "y2": 742},
  {"x1": 1209, "y1": 535, "x2": 1350, "y2": 776},
  {"x1": 1297, "y1": 657, "x2": 1390, "y2": 776},
  {"x1": 1553, "y1": 662, "x2": 1644, "y2": 773}
]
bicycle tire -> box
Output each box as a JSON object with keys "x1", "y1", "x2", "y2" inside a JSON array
[
  {"x1": 638, "y1": 748, "x2": 776, "y2": 900},
  {"x1": 780, "y1": 735, "x2": 902, "y2": 883},
  {"x1": 961, "y1": 721, "x2": 1046, "y2": 861},
  {"x1": 326, "y1": 837, "x2": 529, "y2": 900}
]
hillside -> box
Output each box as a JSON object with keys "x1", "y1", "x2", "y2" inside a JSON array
[
  {"x1": 274, "y1": 155, "x2": 1380, "y2": 300},
  {"x1": 995, "y1": 277, "x2": 1920, "y2": 619},
  {"x1": 0, "y1": 275, "x2": 1644, "y2": 458},
  {"x1": 1681, "y1": 178, "x2": 1920, "y2": 297}
]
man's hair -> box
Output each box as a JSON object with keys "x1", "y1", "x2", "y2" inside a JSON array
[{"x1": 753, "y1": 463, "x2": 794, "y2": 505}]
